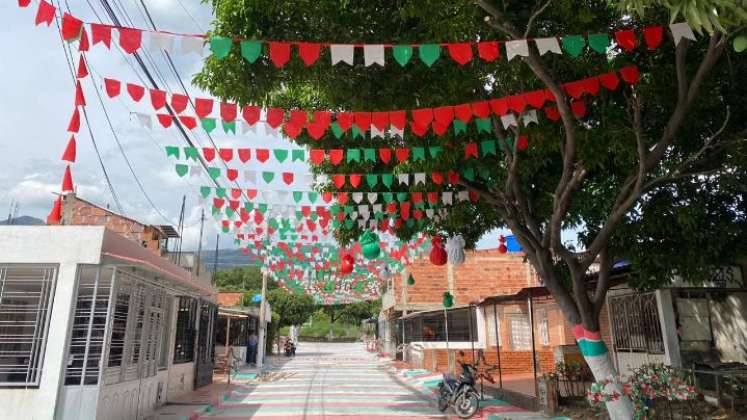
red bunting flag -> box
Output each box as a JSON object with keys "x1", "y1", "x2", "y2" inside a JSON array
[
  {"x1": 194, "y1": 98, "x2": 213, "y2": 118},
  {"x1": 256, "y1": 149, "x2": 269, "y2": 162},
  {"x1": 282, "y1": 172, "x2": 294, "y2": 185},
  {"x1": 74, "y1": 80, "x2": 86, "y2": 107},
  {"x1": 34, "y1": 0, "x2": 55, "y2": 26},
  {"x1": 46, "y1": 196, "x2": 62, "y2": 225},
  {"x1": 18, "y1": 0, "x2": 32, "y2": 7},
  {"x1": 61, "y1": 135, "x2": 76, "y2": 162},
  {"x1": 378, "y1": 148, "x2": 392, "y2": 164},
  {"x1": 329, "y1": 149, "x2": 344, "y2": 165},
  {"x1": 242, "y1": 105, "x2": 260, "y2": 125},
  {"x1": 150, "y1": 89, "x2": 166, "y2": 110},
  {"x1": 67, "y1": 108, "x2": 81, "y2": 133},
  {"x1": 477, "y1": 41, "x2": 500, "y2": 61},
  {"x1": 119, "y1": 28, "x2": 142, "y2": 54},
  {"x1": 447, "y1": 43, "x2": 473, "y2": 65},
  {"x1": 156, "y1": 114, "x2": 173, "y2": 128},
  {"x1": 61, "y1": 165, "x2": 74, "y2": 192},
  {"x1": 453, "y1": 103, "x2": 473, "y2": 123},
  {"x1": 266, "y1": 108, "x2": 284, "y2": 128},
  {"x1": 309, "y1": 149, "x2": 325, "y2": 165},
  {"x1": 171, "y1": 94, "x2": 188, "y2": 113},
  {"x1": 220, "y1": 102, "x2": 237, "y2": 122},
  {"x1": 219, "y1": 148, "x2": 233, "y2": 162},
  {"x1": 178, "y1": 116, "x2": 196, "y2": 130},
  {"x1": 298, "y1": 43, "x2": 321, "y2": 66},
  {"x1": 91, "y1": 23, "x2": 112, "y2": 48},
  {"x1": 78, "y1": 28, "x2": 90, "y2": 52},
  {"x1": 238, "y1": 149, "x2": 251, "y2": 162},
  {"x1": 269, "y1": 42, "x2": 291, "y2": 67},
  {"x1": 76, "y1": 55, "x2": 88, "y2": 79},
  {"x1": 614, "y1": 29, "x2": 637, "y2": 52},
  {"x1": 643, "y1": 26, "x2": 663, "y2": 49},
  {"x1": 61, "y1": 13, "x2": 83, "y2": 41},
  {"x1": 127, "y1": 83, "x2": 145, "y2": 101},
  {"x1": 104, "y1": 78, "x2": 120, "y2": 98}
]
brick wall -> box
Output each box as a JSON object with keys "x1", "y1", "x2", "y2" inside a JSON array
[
  {"x1": 61, "y1": 194, "x2": 165, "y2": 256},
  {"x1": 218, "y1": 292, "x2": 243, "y2": 307},
  {"x1": 395, "y1": 249, "x2": 539, "y2": 307},
  {"x1": 421, "y1": 347, "x2": 555, "y2": 376}
]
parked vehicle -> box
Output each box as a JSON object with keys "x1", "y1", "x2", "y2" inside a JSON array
[{"x1": 437, "y1": 362, "x2": 480, "y2": 418}]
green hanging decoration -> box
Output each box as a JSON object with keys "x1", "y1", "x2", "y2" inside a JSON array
[
  {"x1": 407, "y1": 274, "x2": 415, "y2": 286},
  {"x1": 359, "y1": 230, "x2": 381, "y2": 259},
  {"x1": 393, "y1": 45, "x2": 413, "y2": 66},
  {"x1": 443, "y1": 291, "x2": 454, "y2": 308},
  {"x1": 201, "y1": 118, "x2": 217, "y2": 133},
  {"x1": 475, "y1": 117, "x2": 492, "y2": 134},
  {"x1": 363, "y1": 148, "x2": 377, "y2": 162},
  {"x1": 222, "y1": 120, "x2": 236, "y2": 134},
  {"x1": 174, "y1": 164, "x2": 188, "y2": 177},
  {"x1": 215, "y1": 187, "x2": 226, "y2": 198},
  {"x1": 453, "y1": 120, "x2": 468, "y2": 135},
  {"x1": 165, "y1": 146, "x2": 180, "y2": 158},
  {"x1": 184, "y1": 147, "x2": 199, "y2": 161},
  {"x1": 291, "y1": 149, "x2": 305, "y2": 162},
  {"x1": 207, "y1": 167, "x2": 221, "y2": 180},
  {"x1": 418, "y1": 44, "x2": 441, "y2": 67},
  {"x1": 200, "y1": 186, "x2": 211, "y2": 198},
  {"x1": 330, "y1": 122, "x2": 344, "y2": 138},
  {"x1": 588, "y1": 33, "x2": 610, "y2": 54},
  {"x1": 429, "y1": 146, "x2": 443, "y2": 158},
  {"x1": 210, "y1": 36, "x2": 233, "y2": 59},
  {"x1": 562, "y1": 35, "x2": 586, "y2": 57},
  {"x1": 240, "y1": 40, "x2": 263, "y2": 63}
]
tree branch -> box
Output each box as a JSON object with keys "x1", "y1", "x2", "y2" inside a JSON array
[{"x1": 524, "y1": 0, "x2": 553, "y2": 38}]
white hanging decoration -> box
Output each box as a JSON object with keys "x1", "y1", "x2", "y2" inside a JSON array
[
  {"x1": 534, "y1": 37, "x2": 562, "y2": 55},
  {"x1": 505, "y1": 40, "x2": 529, "y2": 61},
  {"x1": 446, "y1": 235, "x2": 466, "y2": 265},
  {"x1": 330, "y1": 44, "x2": 355, "y2": 65}
]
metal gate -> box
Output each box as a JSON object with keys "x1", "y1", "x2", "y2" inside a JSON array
[{"x1": 194, "y1": 300, "x2": 217, "y2": 388}]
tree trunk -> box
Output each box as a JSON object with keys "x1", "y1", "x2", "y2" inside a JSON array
[{"x1": 575, "y1": 326, "x2": 635, "y2": 420}]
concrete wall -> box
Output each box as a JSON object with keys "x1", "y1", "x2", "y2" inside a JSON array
[
  {"x1": 0, "y1": 227, "x2": 104, "y2": 420},
  {"x1": 711, "y1": 293, "x2": 747, "y2": 363}
]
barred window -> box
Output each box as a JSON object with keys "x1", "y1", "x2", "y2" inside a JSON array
[
  {"x1": 65, "y1": 266, "x2": 113, "y2": 386},
  {"x1": 403, "y1": 308, "x2": 476, "y2": 343},
  {"x1": 0, "y1": 265, "x2": 57, "y2": 387},
  {"x1": 173, "y1": 297, "x2": 197, "y2": 363},
  {"x1": 509, "y1": 314, "x2": 531, "y2": 350},
  {"x1": 608, "y1": 292, "x2": 664, "y2": 354},
  {"x1": 538, "y1": 309, "x2": 550, "y2": 346}
]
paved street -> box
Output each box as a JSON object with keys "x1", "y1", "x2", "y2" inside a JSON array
[{"x1": 197, "y1": 341, "x2": 445, "y2": 419}]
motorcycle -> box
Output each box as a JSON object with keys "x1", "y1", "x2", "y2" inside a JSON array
[{"x1": 437, "y1": 362, "x2": 480, "y2": 418}]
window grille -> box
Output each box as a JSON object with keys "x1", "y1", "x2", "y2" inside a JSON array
[
  {"x1": 173, "y1": 297, "x2": 197, "y2": 363},
  {"x1": 402, "y1": 308, "x2": 476, "y2": 343},
  {"x1": 608, "y1": 292, "x2": 664, "y2": 354},
  {"x1": 538, "y1": 309, "x2": 550, "y2": 346},
  {"x1": 64, "y1": 266, "x2": 113, "y2": 386},
  {"x1": 509, "y1": 314, "x2": 531, "y2": 350},
  {"x1": 0, "y1": 265, "x2": 57, "y2": 387}
]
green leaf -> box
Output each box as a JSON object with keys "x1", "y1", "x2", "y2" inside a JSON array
[
  {"x1": 273, "y1": 149, "x2": 289, "y2": 163},
  {"x1": 392, "y1": 45, "x2": 413, "y2": 66},
  {"x1": 562, "y1": 35, "x2": 586, "y2": 57},
  {"x1": 419, "y1": 44, "x2": 441, "y2": 67},
  {"x1": 587, "y1": 33, "x2": 610, "y2": 54},
  {"x1": 240, "y1": 40, "x2": 262, "y2": 63},
  {"x1": 734, "y1": 35, "x2": 747, "y2": 53},
  {"x1": 165, "y1": 146, "x2": 180, "y2": 159},
  {"x1": 210, "y1": 36, "x2": 233, "y2": 59},
  {"x1": 175, "y1": 164, "x2": 188, "y2": 177},
  {"x1": 291, "y1": 149, "x2": 305, "y2": 162}
]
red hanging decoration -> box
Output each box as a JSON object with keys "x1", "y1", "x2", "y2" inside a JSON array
[
  {"x1": 298, "y1": 43, "x2": 321, "y2": 66},
  {"x1": 91, "y1": 23, "x2": 112, "y2": 48},
  {"x1": 104, "y1": 78, "x2": 120, "y2": 98},
  {"x1": 242, "y1": 105, "x2": 260, "y2": 125},
  {"x1": 269, "y1": 42, "x2": 291, "y2": 68},
  {"x1": 78, "y1": 29, "x2": 90, "y2": 52},
  {"x1": 619, "y1": 66, "x2": 640, "y2": 85},
  {"x1": 150, "y1": 89, "x2": 167, "y2": 110},
  {"x1": 614, "y1": 29, "x2": 637, "y2": 52},
  {"x1": 61, "y1": 165, "x2": 74, "y2": 192},
  {"x1": 126, "y1": 83, "x2": 145, "y2": 102},
  {"x1": 67, "y1": 108, "x2": 81, "y2": 133},
  {"x1": 447, "y1": 43, "x2": 473, "y2": 65},
  {"x1": 34, "y1": 0, "x2": 55, "y2": 26},
  {"x1": 453, "y1": 103, "x2": 473, "y2": 123},
  {"x1": 18, "y1": 0, "x2": 32, "y2": 7},
  {"x1": 498, "y1": 235, "x2": 507, "y2": 254},
  {"x1": 220, "y1": 102, "x2": 238, "y2": 122},
  {"x1": 118, "y1": 28, "x2": 142, "y2": 54},
  {"x1": 74, "y1": 80, "x2": 86, "y2": 107},
  {"x1": 194, "y1": 98, "x2": 214, "y2": 118},
  {"x1": 46, "y1": 196, "x2": 62, "y2": 225},
  {"x1": 340, "y1": 254, "x2": 354, "y2": 275},
  {"x1": 76, "y1": 55, "x2": 88, "y2": 79},
  {"x1": 61, "y1": 135, "x2": 76, "y2": 162},
  {"x1": 429, "y1": 236, "x2": 448, "y2": 266},
  {"x1": 643, "y1": 26, "x2": 664, "y2": 49},
  {"x1": 266, "y1": 108, "x2": 284, "y2": 128},
  {"x1": 171, "y1": 94, "x2": 188, "y2": 113},
  {"x1": 61, "y1": 13, "x2": 83, "y2": 41}
]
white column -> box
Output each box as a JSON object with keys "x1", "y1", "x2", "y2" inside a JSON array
[{"x1": 656, "y1": 289, "x2": 681, "y2": 367}]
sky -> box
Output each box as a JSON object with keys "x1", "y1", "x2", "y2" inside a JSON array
[{"x1": 0, "y1": 0, "x2": 528, "y2": 253}]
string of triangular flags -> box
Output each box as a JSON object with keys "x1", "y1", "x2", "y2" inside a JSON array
[
  {"x1": 21, "y1": 1, "x2": 701, "y2": 68},
  {"x1": 106, "y1": 66, "x2": 638, "y2": 140}
]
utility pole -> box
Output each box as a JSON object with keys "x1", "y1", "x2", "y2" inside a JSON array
[
  {"x1": 256, "y1": 269, "x2": 269, "y2": 369},
  {"x1": 195, "y1": 208, "x2": 205, "y2": 276},
  {"x1": 212, "y1": 234, "x2": 219, "y2": 284},
  {"x1": 176, "y1": 195, "x2": 186, "y2": 264}
]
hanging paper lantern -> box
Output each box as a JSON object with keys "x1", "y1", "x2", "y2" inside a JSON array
[
  {"x1": 498, "y1": 235, "x2": 508, "y2": 254},
  {"x1": 359, "y1": 230, "x2": 381, "y2": 259},
  {"x1": 340, "y1": 254, "x2": 355, "y2": 275},
  {"x1": 429, "y1": 236, "x2": 447, "y2": 266},
  {"x1": 443, "y1": 291, "x2": 454, "y2": 308},
  {"x1": 407, "y1": 274, "x2": 415, "y2": 286},
  {"x1": 446, "y1": 234, "x2": 466, "y2": 265}
]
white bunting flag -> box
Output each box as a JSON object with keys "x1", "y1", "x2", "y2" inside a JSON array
[
  {"x1": 522, "y1": 109, "x2": 538, "y2": 126},
  {"x1": 181, "y1": 35, "x2": 206, "y2": 56},
  {"x1": 244, "y1": 170, "x2": 257, "y2": 184},
  {"x1": 425, "y1": 209, "x2": 435, "y2": 219},
  {"x1": 352, "y1": 192, "x2": 364, "y2": 204},
  {"x1": 358, "y1": 205, "x2": 369, "y2": 215},
  {"x1": 372, "y1": 204, "x2": 383, "y2": 213},
  {"x1": 367, "y1": 192, "x2": 378, "y2": 203},
  {"x1": 149, "y1": 32, "x2": 174, "y2": 53},
  {"x1": 240, "y1": 121, "x2": 252, "y2": 135},
  {"x1": 535, "y1": 37, "x2": 562, "y2": 55},
  {"x1": 358, "y1": 220, "x2": 366, "y2": 228},
  {"x1": 364, "y1": 44, "x2": 385, "y2": 66},
  {"x1": 670, "y1": 22, "x2": 696, "y2": 46},
  {"x1": 135, "y1": 112, "x2": 152, "y2": 129},
  {"x1": 370, "y1": 125, "x2": 385, "y2": 139},
  {"x1": 398, "y1": 174, "x2": 410, "y2": 185},
  {"x1": 457, "y1": 191, "x2": 469, "y2": 202},
  {"x1": 442, "y1": 192, "x2": 453, "y2": 205},
  {"x1": 501, "y1": 113, "x2": 518, "y2": 129},
  {"x1": 190, "y1": 165, "x2": 201, "y2": 178},
  {"x1": 506, "y1": 40, "x2": 529, "y2": 61},
  {"x1": 389, "y1": 126, "x2": 404, "y2": 138},
  {"x1": 411, "y1": 173, "x2": 424, "y2": 186},
  {"x1": 330, "y1": 44, "x2": 355, "y2": 65}
]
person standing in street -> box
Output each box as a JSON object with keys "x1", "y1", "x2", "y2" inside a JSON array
[{"x1": 246, "y1": 333, "x2": 258, "y2": 366}]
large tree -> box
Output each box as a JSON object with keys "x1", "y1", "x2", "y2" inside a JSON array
[{"x1": 197, "y1": 1, "x2": 747, "y2": 417}]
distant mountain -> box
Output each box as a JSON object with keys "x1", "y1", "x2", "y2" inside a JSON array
[{"x1": 0, "y1": 215, "x2": 44, "y2": 226}]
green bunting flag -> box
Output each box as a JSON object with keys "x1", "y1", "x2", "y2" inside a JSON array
[
  {"x1": 481, "y1": 140, "x2": 497, "y2": 156},
  {"x1": 273, "y1": 149, "x2": 288, "y2": 163},
  {"x1": 382, "y1": 174, "x2": 393, "y2": 188},
  {"x1": 291, "y1": 149, "x2": 305, "y2": 162},
  {"x1": 200, "y1": 186, "x2": 211, "y2": 198},
  {"x1": 308, "y1": 192, "x2": 318, "y2": 203},
  {"x1": 240, "y1": 40, "x2": 263, "y2": 63},
  {"x1": 216, "y1": 187, "x2": 226, "y2": 198},
  {"x1": 588, "y1": 33, "x2": 610, "y2": 54},
  {"x1": 419, "y1": 44, "x2": 441, "y2": 67},
  {"x1": 210, "y1": 36, "x2": 233, "y2": 59},
  {"x1": 201, "y1": 118, "x2": 217, "y2": 133},
  {"x1": 453, "y1": 120, "x2": 467, "y2": 135},
  {"x1": 429, "y1": 146, "x2": 443, "y2": 158},
  {"x1": 412, "y1": 147, "x2": 425, "y2": 161},
  {"x1": 366, "y1": 174, "x2": 378, "y2": 188},
  {"x1": 185, "y1": 147, "x2": 199, "y2": 161},
  {"x1": 293, "y1": 191, "x2": 303, "y2": 203},
  {"x1": 262, "y1": 172, "x2": 274, "y2": 183},
  {"x1": 330, "y1": 122, "x2": 344, "y2": 139},
  {"x1": 208, "y1": 167, "x2": 221, "y2": 180},
  {"x1": 347, "y1": 149, "x2": 361, "y2": 163},
  {"x1": 562, "y1": 35, "x2": 586, "y2": 57},
  {"x1": 175, "y1": 164, "x2": 188, "y2": 177},
  {"x1": 393, "y1": 45, "x2": 413, "y2": 66},
  {"x1": 364, "y1": 148, "x2": 376, "y2": 162},
  {"x1": 165, "y1": 146, "x2": 180, "y2": 158},
  {"x1": 222, "y1": 120, "x2": 236, "y2": 134},
  {"x1": 475, "y1": 118, "x2": 492, "y2": 134}
]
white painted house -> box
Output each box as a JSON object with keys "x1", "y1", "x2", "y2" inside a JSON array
[{"x1": 0, "y1": 226, "x2": 218, "y2": 420}]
